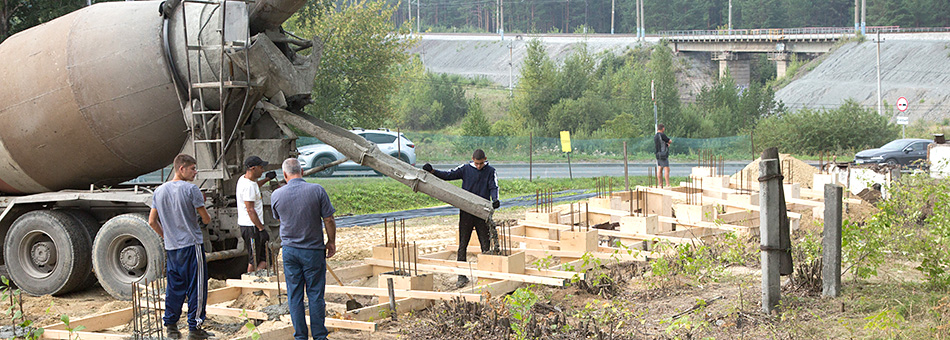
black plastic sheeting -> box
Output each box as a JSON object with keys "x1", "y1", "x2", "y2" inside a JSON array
[{"x1": 335, "y1": 190, "x2": 599, "y2": 228}]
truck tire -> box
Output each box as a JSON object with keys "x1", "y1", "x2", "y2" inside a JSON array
[
  {"x1": 3, "y1": 210, "x2": 94, "y2": 296},
  {"x1": 62, "y1": 210, "x2": 101, "y2": 291},
  {"x1": 92, "y1": 213, "x2": 165, "y2": 300}
]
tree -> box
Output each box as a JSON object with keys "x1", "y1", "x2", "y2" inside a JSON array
[
  {"x1": 287, "y1": 0, "x2": 416, "y2": 128},
  {"x1": 461, "y1": 98, "x2": 491, "y2": 137},
  {"x1": 511, "y1": 38, "x2": 556, "y2": 130},
  {"x1": 1, "y1": 0, "x2": 92, "y2": 42}
]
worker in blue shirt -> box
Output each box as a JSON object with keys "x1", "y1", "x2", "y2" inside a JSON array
[
  {"x1": 423, "y1": 149, "x2": 500, "y2": 288},
  {"x1": 272, "y1": 158, "x2": 336, "y2": 340}
]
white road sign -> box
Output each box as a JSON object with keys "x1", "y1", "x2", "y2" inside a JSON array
[
  {"x1": 896, "y1": 116, "x2": 909, "y2": 125},
  {"x1": 897, "y1": 96, "x2": 909, "y2": 112}
]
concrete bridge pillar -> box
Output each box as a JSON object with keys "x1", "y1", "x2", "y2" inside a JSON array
[
  {"x1": 713, "y1": 52, "x2": 751, "y2": 87},
  {"x1": 769, "y1": 52, "x2": 791, "y2": 79}
]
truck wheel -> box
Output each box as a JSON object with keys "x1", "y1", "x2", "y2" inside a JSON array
[
  {"x1": 3, "y1": 210, "x2": 93, "y2": 296},
  {"x1": 312, "y1": 156, "x2": 336, "y2": 177},
  {"x1": 92, "y1": 213, "x2": 165, "y2": 300},
  {"x1": 62, "y1": 210, "x2": 101, "y2": 291}
]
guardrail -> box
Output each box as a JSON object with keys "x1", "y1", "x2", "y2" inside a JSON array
[{"x1": 659, "y1": 26, "x2": 950, "y2": 37}]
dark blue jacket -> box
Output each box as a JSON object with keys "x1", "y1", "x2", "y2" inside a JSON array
[{"x1": 431, "y1": 162, "x2": 499, "y2": 202}]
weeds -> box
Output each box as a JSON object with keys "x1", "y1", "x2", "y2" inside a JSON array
[
  {"x1": 506, "y1": 287, "x2": 539, "y2": 340},
  {"x1": 0, "y1": 276, "x2": 43, "y2": 339}
]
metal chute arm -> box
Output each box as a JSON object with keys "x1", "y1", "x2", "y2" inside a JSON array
[{"x1": 264, "y1": 103, "x2": 494, "y2": 221}]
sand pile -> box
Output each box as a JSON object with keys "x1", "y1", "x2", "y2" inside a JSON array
[{"x1": 730, "y1": 154, "x2": 818, "y2": 188}]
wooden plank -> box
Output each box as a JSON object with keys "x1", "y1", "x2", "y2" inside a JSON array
[
  {"x1": 642, "y1": 185, "x2": 804, "y2": 220},
  {"x1": 520, "y1": 220, "x2": 685, "y2": 251},
  {"x1": 328, "y1": 264, "x2": 375, "y2": 282},
  {"x1": 277, "y1": 314, "x2": 378, "y2": 332},
  {"x1": 344, "y1": 298, "x2": 432, "y2": 322},
  {"x1": 205, "y1": 306, "x2": 269, "y2": 320},
  {"x1": 42, "y1": 329, "x2": 128, "y2": 340},
  {"x1": 409, "y1": 253, "x2": 584, "y2": 280},
  {"x1": 44, "y1": 307, "x2": 132, "y2": 331},
  {"x1": 363, "y1": 258, "x2": 566, "y2": 287},
  {"x1": 463, "y1": 245, "x2": 648, "y2": 263},
  {"x1": 44, "y1": 286, "x2": 245, "y2": 332},
  {"x1": 229, "y1": 324, "x2": 295, "y2": 340},
  {"x1": 225, "y1": 280, "x2": 483, "y2": 302}
]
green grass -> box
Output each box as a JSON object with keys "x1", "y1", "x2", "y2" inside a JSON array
[{"x1": 308, "y1": 175, "x2": 686, "y2": 216}]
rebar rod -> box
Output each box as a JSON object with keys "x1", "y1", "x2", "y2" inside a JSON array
[
  {"x1": 585, "y1": 202, "x2": 590, "y2": 231},
  {"x1": 570, "y1": 203, "x2": 575, "y2": 231}
]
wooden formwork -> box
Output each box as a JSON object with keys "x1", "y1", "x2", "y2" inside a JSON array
[{"x1": 42, "y1": 166, "x2": 839, "y2": 339}]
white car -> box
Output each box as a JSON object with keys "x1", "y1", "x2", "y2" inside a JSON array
[{"x1": 297, "y1": 129, "x2": 417, "y2": 176}]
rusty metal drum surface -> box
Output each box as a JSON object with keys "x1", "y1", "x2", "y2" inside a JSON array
[{"x1": 0, "y1": 1, "x2": 187, "y2": 193}]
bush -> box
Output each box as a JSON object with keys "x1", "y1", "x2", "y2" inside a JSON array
[{"x1": 753, "y1": 99, "x2": 898, "y2": 155}]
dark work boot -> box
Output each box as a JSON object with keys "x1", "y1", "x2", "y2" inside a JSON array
[
  {"x1": 456, "y1": 275, "x2": 470, "y2": 289},
  {"x1": 165, "y1": 324, "x2": 182, "y2": 339},
  {"x1": 188, "y1": 327, "x2": 215, "y2": 339}
]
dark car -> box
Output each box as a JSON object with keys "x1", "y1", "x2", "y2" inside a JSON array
[{"x1": 853, "y1": 138, "x2": 932, "y2": 167}]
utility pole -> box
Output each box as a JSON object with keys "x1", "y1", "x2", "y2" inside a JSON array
[
  {"x1": 416, "y1": 0, "x2": 420, "y2": 33},
  {"x1": 728, "y1": 0, "x2": 732, "y2": 31},
  {"x1": 408, "y1": 0, "x2": 411, "y2": 33},
  {"x1": 854, "y1": 0, "x2": 859, "y2": 34},
  {"x1": 508, "y1": 42, "x2": 513, "y2": 97},
  {"x1": 633, "y1": 0, "x2": 640, "y2": 41},
  {"x1": 610, "y1": 0, "x2": 615, "y2": 34},
  {"x1": 861, "y1": 0, "x2": 866, "y2": 35},
  {"x1": 500, "y1": 0, "x2": 505, "y2": 39},
  {"x1": 639, "y1": 0, "x2": 645, "y2": 40},
  {"x1": 875, "y1": 31, "x2": 883, "y2": 116},
  {"x1": 636, "y1": 0, "x2": 642, "y2": 40},
  {"x1": 652, "y1": 80, "x2": 657, "y2": 131}
]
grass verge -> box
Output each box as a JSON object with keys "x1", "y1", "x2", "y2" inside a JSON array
[{"x1": 309, "y1": 175, "x2": 686, "y2": 216}]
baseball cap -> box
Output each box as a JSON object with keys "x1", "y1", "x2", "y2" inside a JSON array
[{"x1": 244, "y1": 156, "x2": 268, "y2": 169}]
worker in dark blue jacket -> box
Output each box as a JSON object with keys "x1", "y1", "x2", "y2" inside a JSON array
[{"x1": 423, "y1": 149, "x2": 500, "y2": 288}]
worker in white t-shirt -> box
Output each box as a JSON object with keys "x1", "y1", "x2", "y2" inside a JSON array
[{"x1": 237, "y1": 156, "x2": 276, "y2": 273}]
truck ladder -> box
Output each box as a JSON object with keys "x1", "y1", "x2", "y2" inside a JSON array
[{"x1": 179, "y1": 0, "x2": 252, "y2": 180}]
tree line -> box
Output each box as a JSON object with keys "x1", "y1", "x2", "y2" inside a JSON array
[
  {"x1": 384, "y1": 0, "x2": 950, "y2": 34},
  {"x1": 6, "y1": 0, "x2": 950, "y2": 43}
]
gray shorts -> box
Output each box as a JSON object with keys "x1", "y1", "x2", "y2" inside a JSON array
[{"x1": 656, "y1": 157, "x2": 669, "y2": 167}]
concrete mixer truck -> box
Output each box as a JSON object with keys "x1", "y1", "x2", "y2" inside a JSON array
[{"x1": 0, "y1": 0, "x2": 493, "y2": 300}]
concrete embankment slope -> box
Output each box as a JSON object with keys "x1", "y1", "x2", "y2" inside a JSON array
[
  {"x1": 775, "y1": 34, "x2": 950, "y2": 123},
  {"x1": 409, "y1": 34, "x2": 652, "y2": 87},
  {"x1": 408, "y1": 34, "x2": 714, "y2": 102}
]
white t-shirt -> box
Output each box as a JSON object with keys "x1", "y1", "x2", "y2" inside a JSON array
[{"x1": 236, "y1": 175, "x2": 263, "y2": 227}]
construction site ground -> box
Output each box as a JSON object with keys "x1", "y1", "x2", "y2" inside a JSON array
[{"x1": 8, "y1": 198, "x2": 915, "y2": 339}]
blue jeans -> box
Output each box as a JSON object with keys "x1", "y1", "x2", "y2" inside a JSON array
[{"x1": 282, "y1": 246, "x2": 328, "y2": 340}]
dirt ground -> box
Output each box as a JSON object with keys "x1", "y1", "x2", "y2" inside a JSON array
[
  {"x1": 8, "y1": 200, "x2": 882, "y2": 339},
  {"x1": 5, "y1": 210, "x2": 524, "y2": 338}
]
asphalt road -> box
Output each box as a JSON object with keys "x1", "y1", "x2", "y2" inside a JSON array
[{"x1": 327, "y1": 161, "x2": 755, "y2": 179}]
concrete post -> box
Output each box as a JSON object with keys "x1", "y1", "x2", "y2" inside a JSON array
[
  {"x1": 714, "y1": 52, "x2": 751, "y2": 87},
  {"x1": 769, "y1": 53, "x2": 791, "y2": 79},
  {"x1": 822, "y1": 183, "x2": 843, "y2": 297},
  {"x1": 759, "y1": 158, "x2": 781, "y2": 313}
]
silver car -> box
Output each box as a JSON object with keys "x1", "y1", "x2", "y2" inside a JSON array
[{"x1": 297, "y1": 129, "x2": 417, "y2": 176}]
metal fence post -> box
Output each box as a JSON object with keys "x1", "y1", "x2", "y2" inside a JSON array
[{"x1": 822, "y1": 183, "x2": 843, "y2": 297}]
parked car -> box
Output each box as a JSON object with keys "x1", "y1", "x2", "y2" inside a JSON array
[
  {"x1": 297, "y1": 129, "x2": 416, "y2": 176},
  {"x1": 853, "y1": 138, "x2": 932, "y2": 167}
]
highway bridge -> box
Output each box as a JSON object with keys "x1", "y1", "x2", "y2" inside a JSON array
[{"x1": 412, "y1": 27, "x2": 950, "y2": 88}]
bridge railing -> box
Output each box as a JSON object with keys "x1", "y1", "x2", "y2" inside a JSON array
[{"x1": 660, "y1": 26, "x2": 950, "y2": 38}]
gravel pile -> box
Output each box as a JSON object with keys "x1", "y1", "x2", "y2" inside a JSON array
[{"x1": 730, "y1": 154, "x2": 818, "y2": 188}]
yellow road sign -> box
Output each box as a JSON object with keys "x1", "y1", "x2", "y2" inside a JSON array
[{"x1": 560, "y1": 131, "x2": 572, "y2": 153}]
